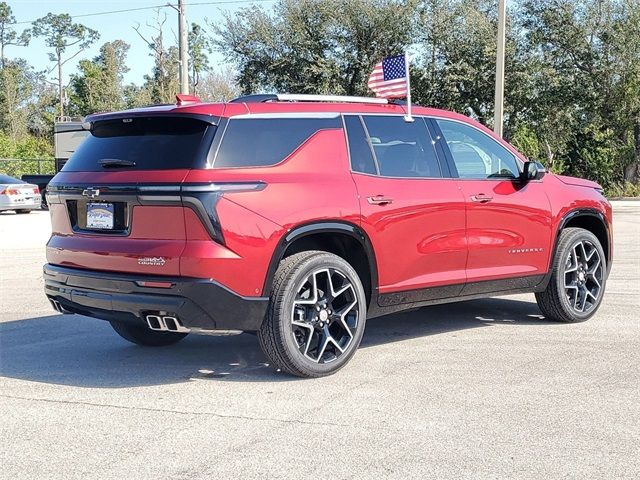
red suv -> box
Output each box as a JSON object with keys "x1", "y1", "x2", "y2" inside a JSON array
[{"x1": 44, "y1": 94, "x2": 612, "y2": 377}]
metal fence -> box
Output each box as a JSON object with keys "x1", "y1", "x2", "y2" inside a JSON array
[{"x1": 0, "y1": 158, "x2": 56, "y2": 179}]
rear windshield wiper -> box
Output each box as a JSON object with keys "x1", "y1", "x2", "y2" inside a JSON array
[{"x1": 99, "y1": 158, "x2": 136, "y2": 168}]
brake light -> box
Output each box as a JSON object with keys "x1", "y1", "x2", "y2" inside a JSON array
[
  {"x1": 1, "y1": 187, "x2": 20, "y2": 195},
  {"x1": 33, "y1": 186, "x2": 40, "y2": 194}
]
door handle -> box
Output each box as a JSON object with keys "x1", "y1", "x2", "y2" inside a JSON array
[
  {"x1": 367, "y1": 195, "x2": 394, "y2": 206},
  {"x1": 470, "y1": 194, "x2": 493, "y2": 203}
]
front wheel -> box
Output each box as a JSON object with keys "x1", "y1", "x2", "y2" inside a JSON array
[
  {"x1": 536, "y1": 227, "x2": 607, "y2": 323},
  {"x1": 259, "y1": 251, "x2": 367, "y2": 378},
  {"x1": 109, "y1": 320, "x2": 188, "y2": 346}
]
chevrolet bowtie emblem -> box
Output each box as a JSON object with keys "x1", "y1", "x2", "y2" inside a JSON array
[{"x1": 82, "y1": 188, "x2": 100, "y2": 198}]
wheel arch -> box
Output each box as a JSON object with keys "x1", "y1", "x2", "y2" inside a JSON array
[
  {"x1": 558, "y1": 209, "x2": 610, "y2": 266},
  {"x1": 538, "y1": 208, "x2": 611, "y2": 292},
  {"x1": 263, "y1": 221, "x2": 378, "y2": 308},
  {"x1": 546, "y1": 208, "x2": 612, "y2": 282}
]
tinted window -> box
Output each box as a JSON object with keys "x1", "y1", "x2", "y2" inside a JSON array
[
  {"x1": 362, "y1": 116, "x2": 442, "y2": 178},
  {"x1": 436, "y1": 119, "x2": 520, "y2": 179},
  {"x1": 0, "y1": 174, "x2": 21, "y2": 184},
  {"x1": 63, "y1": 116, "x2": 213, "y2": 171},
  {"x1": 344, "y1": 115, "x2": 377, "y2": 175},
  {"x1": 214, "y1": 116, "x2": 341, "y2": 168}
]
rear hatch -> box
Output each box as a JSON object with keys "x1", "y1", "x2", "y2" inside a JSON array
[{"x1": 46, "y1": 113, "x2": 218, "y2": 276}]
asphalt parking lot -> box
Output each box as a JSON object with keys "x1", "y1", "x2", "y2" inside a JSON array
[{"x1": 1, "y1": 204, "x2": 639, "y2": 479}]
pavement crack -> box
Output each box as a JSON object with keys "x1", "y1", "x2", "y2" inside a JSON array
[{"x1": 0, "y1": 393, "x2": 350, "y2": 428}]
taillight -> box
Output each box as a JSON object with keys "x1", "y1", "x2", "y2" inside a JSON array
[
  {"x1": 33, "y1": 186, "x2": 40, "y2": 194},
  {"x1": 180, "y1": 182, "x2": 267, "y2": 245},
  {"x1": 1, "y1": 188, "x2": 20, "y2": 195}
]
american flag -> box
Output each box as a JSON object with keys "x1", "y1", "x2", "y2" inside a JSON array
[{"x1": 367, "y1": 54, "x2": 408, "y2": 99}]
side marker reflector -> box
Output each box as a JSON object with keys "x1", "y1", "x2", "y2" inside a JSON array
[{"x1": 135, "y1": 281, "x2": 174, "y2": 289}]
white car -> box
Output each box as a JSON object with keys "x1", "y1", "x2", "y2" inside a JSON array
[{"x1": 0, "y1": 174, "x2": 41, "y2": 213}]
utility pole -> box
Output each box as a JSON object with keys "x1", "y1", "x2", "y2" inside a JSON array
[
  {"x1": 178, "y1": 0, "x2": 189, "y2": 94},
  {"x1": 494, "y1": 0, "x2": 506, "y2": 138}
]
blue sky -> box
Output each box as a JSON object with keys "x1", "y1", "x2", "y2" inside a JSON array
[{"x1": 6, "y1": 0, "x2": 276, "y2": 85}]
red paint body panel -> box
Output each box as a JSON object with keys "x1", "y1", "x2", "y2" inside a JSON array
[
  {"x1": 209, "y1": 129, "x2": 361, "y2": 230},
  {"x1": 180, "y1": 200, "x2": 282, "y2": 297},
  {"x1": 544, "y1": 174, "x2": 613, "y2": 261},
  {"x1": 183, "y1": 129, "x2": 359, "y2": 295},
  {"x1": 47, "y1": 206, "x2": 188, "y2": 275},
  {"x1": 351, "y1": 174, "x2": 467, "y2": 293},
  {"x1": 456, "y1": 179, "x2": 553, "y2": 282}
]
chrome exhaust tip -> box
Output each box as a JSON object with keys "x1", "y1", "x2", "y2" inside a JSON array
[
  {"x1": 50, "y1": 298, "x2": 70, "y2": 314},
  {"x1": 145, "y1": 314, "x2": 190, "y2": 333}
]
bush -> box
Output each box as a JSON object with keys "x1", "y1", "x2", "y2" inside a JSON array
[
  {"x1": 0, "y1": 132, "x2": 54, "y2": 178},
  {"x1": 606, "y1": 182, "x2": 640, "y2": 198},
  {"x1": 0, "y1": 132, "x2": 53, "y2": 159},
  {"x1": 511, "y1": 125, "x2": 542, "y2": 162}
]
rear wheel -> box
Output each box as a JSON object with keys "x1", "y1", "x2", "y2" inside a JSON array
[
  {"x1": 15, "y1": 209, "x2": 31, "y2": 214},
  {"x1": 109, "y1": 320, "x2": 188, "y2": 346},
  {"x1": 536, "y1": 228, "x2": 606, "y2": 323},
  {"x1": 259, "y1": 251, "x2": 367, "y2": 378}
]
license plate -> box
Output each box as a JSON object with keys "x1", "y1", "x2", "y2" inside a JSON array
[{"x1": 87, "y1": 203, "x2": 114, "y2": 229}]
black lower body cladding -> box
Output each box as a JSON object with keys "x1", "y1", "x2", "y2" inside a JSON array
[{"x1": 43, "y1": 264, "x2": 269, "y2": 332}]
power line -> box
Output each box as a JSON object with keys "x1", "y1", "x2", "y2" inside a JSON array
[{"x1": 14, "y1": 0, "x2": 275, "y2": 25}]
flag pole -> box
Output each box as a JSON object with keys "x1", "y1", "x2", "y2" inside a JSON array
[
  {"x1": 404, "y1": 50, "x2": 413, "y2": 122},
  {"x1": 493, "y1": 0, "x2": 506, "y2": 137}
]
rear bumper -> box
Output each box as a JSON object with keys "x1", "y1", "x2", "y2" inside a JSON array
[
  {"x1": 0, "y1": 198, "x2": 40, "y2": 210},
  {"x1": 43, "y1": 264, "x2": 268, "y2": 332}
]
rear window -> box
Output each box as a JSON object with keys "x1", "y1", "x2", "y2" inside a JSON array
[
  {"x1": 63, "y1": 116, "x2": 214, "y2": 171},
  {"x1": 213, "y1": 116, "x2": 341, "y2": 168},
  {"x1": 0, "y1": 174, "x2": 22, "y2": 184}
]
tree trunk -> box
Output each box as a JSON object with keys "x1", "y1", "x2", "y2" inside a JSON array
[
  {"x1": 58, "y1": 51, "x2": 64, "y2": 118},
  {"x1": 545, "y1": 140, "x2": 555, "y2": 170},
  {"x1": 625, "y1": 116, "x2": 640, "y2": 183}
]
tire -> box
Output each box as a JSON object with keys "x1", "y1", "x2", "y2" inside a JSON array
[
  {"x1": 15, "y1": 209, "x2": 31, "y2": 214},
  {"x1": 109, "y1": 320, "x2": 188, "y2": 346},
  {"x1": 259, "y1": 250, "x2": 367, "y2": 378},
  {"x1": 536, "y1": 227, "x2": 607, "y2": 323}
]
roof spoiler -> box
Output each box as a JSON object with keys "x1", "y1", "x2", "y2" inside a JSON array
[{"x1": 176, "y1": 94, "x2": 201, "y2": 106}]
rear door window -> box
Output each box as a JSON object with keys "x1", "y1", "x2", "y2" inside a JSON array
[
  {"x1": 213, "y1": 116, "x2": 341, "y2": 168},
  {"x1": 63, "y1": 116, "x2": 214, "y2": 171},
  {"x1": 361, "y1": 116, "x2": 442, "y2": 178}
]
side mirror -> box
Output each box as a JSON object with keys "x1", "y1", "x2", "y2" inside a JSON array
[{"x1": 521, "y1": 161, "x2": 546, "y2": 182}]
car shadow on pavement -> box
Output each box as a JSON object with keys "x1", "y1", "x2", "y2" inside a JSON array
[{"x1": 0, "y1": 297, "x2": 552, "y2": 387}]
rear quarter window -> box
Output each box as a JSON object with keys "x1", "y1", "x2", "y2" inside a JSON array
[
  {"x1": 213, "y1": 116, "x2": 341, "y2": 168},
  {"x1": 63, "y1": 116, "x2": 214, "y2": 171}
]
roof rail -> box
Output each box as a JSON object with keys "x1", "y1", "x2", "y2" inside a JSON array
[
  {"x1": 278, "y1": 94, "x2": 388, "y2": 104},
  {"x1": 229, "y1": 94, "x2": 279, "y2": 104},
  {"x1": 229, "y1": 93, "x2": 389, "y2": 105}
]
